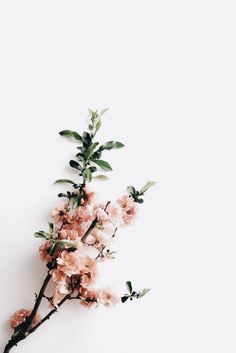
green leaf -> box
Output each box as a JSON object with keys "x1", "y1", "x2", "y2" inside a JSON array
[
  {"x1": 83, "y1": 168, "x2": 92, "y2": 182},
  {"x1": 89, "y1": 166, "x2": 97, "y2": 173},
  {"x1": 139, "y1": 181, "x2": 156, "y2": 195},
  {"x1": 82, "y1": 131, "x2": 92, "y2": 146},
  {"x1": 136, "y1": 198, "x2": 144, "y2": 204},
  {"x1": 93, "y1": 174, "x2": 109, "y2": 181},
  {"x1": 138, "y1": 288, "x2": 151, "y2": 298},
  {"x1": 48, "y1": 222, "x2": 54, "y2": 233},
  {"x1": 73, "y1": 194, "x2": 83, "y2": 209},
  {"x1": 121, "y1": 295, "x2": 130, "y2": 303},
  {"x1": 92, "y1": 159, "x2": 112, "y2": 171},
  {"x1": 50, "y1": 239, "x2": 77, "y2": 249},
  {"x1": 59, "y1": 130, "x2": 82, "y2": 141},
  {"x1": 99, "y1": 141, "x2": 124, "y2": 151},
  {"x1": 94, "y1": 119, "x2": 102, "y2": 133},
  {"x1": 86, "y1": 142, "x2": 99, "y2": 159},
  {"x1": 127, "y1": 186, "x2": 136, "y2": 196},
  {"x1": 69, "y1": 160, "x2": 82, "y2": 171},
  {"x1": 34, "y1": 231, "x2": 50, "y2": 239},
  {"x1": 48, "y1": 243, "x2": 57, "y2": 256},
  {"x1": 54, "y1": 179, "x2": 76, "y2": 185},
  {"x1": 126, "y1": 281, "x2": 133, "y2": 294},
  {"x1": 58, "y1": 193, "x2": 68, "y2": 198}
]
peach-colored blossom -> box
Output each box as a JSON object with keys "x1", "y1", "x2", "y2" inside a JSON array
[
  {"x1": 52, "y1": 287, "x2": 64, "y2": 307},
  {"x1": 77, "y1": 205, "x2": 96, "y2": 222},
  {"x1": 51, "y1": 269, "x2": 68, "y2": 284},
  {"x1": 57, "y1": 250, "x2": 80, "y2": 276},
  {"x1": 39, "y1": 241, "x2": 53, "y2": 263},
  {"x1": 79, "y1": 287, "x2": 98, "y2": 308},
  {"x1": 118, "y1": 195, "x2": 138, "y2": 225},
  {"x1": 81, "y1": 187, "x2": 96, "y2": 206},
  {"x1": 79, "y1": 256, "x2": 98, "y2": 288},
  {"x1": 61, "y1": 222, "x2": 87, "y2": 238},
  {"x1": 88, "y1": 228, "x2": 112, "y2": 248},
  {"x1": 10, "y1": 309, "x2": 41, "y2": 329},
  {"x1": 51, "y1": 203, "x2": 70, "y2": 222},
  {"x1": 97, "y1": 288, "x2": 119, "y2": 307},
  {"x1": 60, "y1": 228, "x2": 78, "y2": 240},
  {"x1": 96, "y1": 208, "x2": 109, "y2": 222},
  {"x1": 80, "y1": 256, "x2": 96, "y2": 273},
  {"x1": 106, "y1": 202, "x2": 123, "y2": 226}
]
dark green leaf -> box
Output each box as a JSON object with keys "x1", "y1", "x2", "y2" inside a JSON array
[
  {"x1": 121, "y1": 295, "x2": 130, "y2": 303},
  {"x1": 69, "y1": 160, "x2": 82, "y2": 171},
  {"x1": 48, "y1": 222, "x2": 54, "y2": 233},
  {"x1": 86, "y1": 142, "x2": 99, "y2": 159},
  {"x1": 127, "y1": 186, "x2": 136, "y2": 196},
  {"x1": 34, "y1": 231, "x2": 50, "y2": 239},
  {"x1": 136, "y1": 198, "x2": 144, "y2": 204},
  {"x1": 89, "y1": 166, "x2": 97, "y2": 173},
  {"x1": 59, "y1": 130, "x2": 82, "y2": 141},
  {"x1": 92, "y1": 159, "x2": 112, "y2": 171},
  {"x1": 99, "y1": 141, "x2": 124, "y2": 151},
  {"x1": 92, "y1": 150, "x2": 102, "y2": 159},
  {"x1": 73, "y1": 194, "x2": 83, "y2": 208},
  {"x1": 82, "y1": 131, "x2": 92, "y2": 146},
  {"x1": 126, "y1": 281, "x2": 133, "y2": 294},
  {"x1": 76, "y1": 153, "x2": 85, "y2": 161},
  {"x1": 58, "y1": 193, "x2": 68, "y2": 198}
]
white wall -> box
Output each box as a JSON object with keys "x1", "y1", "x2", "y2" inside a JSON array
[{"x1": 0, "y1": 1, "x2": 236, "y2": 352}]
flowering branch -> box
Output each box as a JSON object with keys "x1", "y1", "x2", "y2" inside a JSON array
[{"x1": 4, "y1": 109, "x2": 155, "y2": 353}]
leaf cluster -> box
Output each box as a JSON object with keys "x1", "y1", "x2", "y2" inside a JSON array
[
  {"x1": 127, "y1": 181, "x2": 156, "y2": 203},
  {"x1": 121, "y1": 281, "x2": 151, "y2": 303},
  {"x1": 56, "y1": 109, "x2": 124, "y2": 187}
]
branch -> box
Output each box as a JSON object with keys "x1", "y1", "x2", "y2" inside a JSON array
[
  {"x1": 24, "y1": 272, "x2": 52, "y2": 331},
  {"x1": 81, "y1": 218, "x2": 97, "y2": 242},
  {"x1": 27, "y1": 295, "x2": 69, "y2": 335}
]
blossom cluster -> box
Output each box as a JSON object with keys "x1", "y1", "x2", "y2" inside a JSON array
[{"x1": 39, "y1": 187, "x2": 138, "y2": 308}]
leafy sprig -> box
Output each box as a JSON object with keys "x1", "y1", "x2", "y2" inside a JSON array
[
  {"x1": 121, "y1": 281, "x2": 151, "y2": 303},
  {"x1": 127, "y1": 181, "x2": 156, "y2": 203},
  {"x1": 56, "y1": 109, "x2": 124, "y2": 188}
]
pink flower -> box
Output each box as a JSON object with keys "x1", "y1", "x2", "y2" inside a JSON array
[
  {"x1": 79, "y1": 287, "x2": 98, "y2": 308},
  {"x1": 118, "y1": 195, "x2": 138, "y2": 225},
  {"x1": 51, "y1": 203, "x2": 70, "y2": 223},
  {"x1": 39, "y1": 241, "x2": 53, "y2": 263},
  {"x1": 77, "y1": 205, "x2": 96, "y2": 222},
  {"x1": 88, "y1": 228, "x2": 112, "y2": 248},
  {"x1": 80, "y1": 256, "x2": 96, "y2": 273},
  {"x1": 51, "y1": 269, "x2": 68, "y2": 285},
  {"x1": 52, "y1": 287, "x2": 64, "y2": 307},
  {"x1": 107, "y1": 202, "x2": 123, "y2": 226},
  {"x1": 61, "y1": 223, "x2": 87, "y2": 238},
  {"x1": 10, "y1": 309, "x2": 41, "y2": 329},
  {"x1": 97, "y1": 288, "x2": 119, "y2": 307},
  {"x1": 60, "y1": 228, "x2": 78, "y2": 240},
  {"x1": 81, "y1": 187, "x2": 96, "y2": 206},
  {"x1": 79, "y1": 256, "x2": 98, "y2": 288},
  {"x1": 57, "y1": 250, "x2": 80, "y2": 276},
  {"x1": 96, "y1": 208, "x2": 109, "y2": 222}
]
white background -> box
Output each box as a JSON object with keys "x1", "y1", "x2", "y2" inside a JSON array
[{"x1": 0, "y1": 1, "x2": 236, "y2": 352}]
